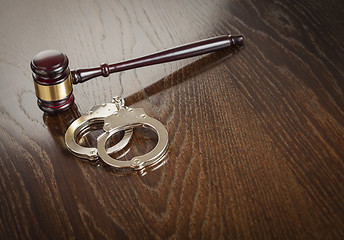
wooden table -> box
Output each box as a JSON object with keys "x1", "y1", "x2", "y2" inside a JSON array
[{"x1": 1, "y1": 0, "x2": 343, "y2": 239}]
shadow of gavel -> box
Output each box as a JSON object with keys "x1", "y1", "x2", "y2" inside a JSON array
[{"x1": 31, "y1": 34, "x2": 244, "y2": 114}]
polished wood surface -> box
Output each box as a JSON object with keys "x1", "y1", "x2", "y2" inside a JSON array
[{"x1": 0, "y1": 0, "x2": 343, "y2": 239}]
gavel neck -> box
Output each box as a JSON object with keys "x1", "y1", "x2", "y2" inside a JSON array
[{"x1": 72, "y1": 62, "x2": 111, "y2": 84}]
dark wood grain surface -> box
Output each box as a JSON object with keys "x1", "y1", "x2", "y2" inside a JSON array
[{"x1": 1, "y1": 0, "x2": 343, "y2": 239}]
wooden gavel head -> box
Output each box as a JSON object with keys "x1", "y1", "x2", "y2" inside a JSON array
[
  {"x1": 31, "y1": 34, "x2": 244, "y2": 114},
  {"x1": 31, "y1": 50, "x2": 74, "y2": 114}
]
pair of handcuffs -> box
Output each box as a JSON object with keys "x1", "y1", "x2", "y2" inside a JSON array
[{"x1": 65, "y1": 97, "x2": 168, "y2": 171}]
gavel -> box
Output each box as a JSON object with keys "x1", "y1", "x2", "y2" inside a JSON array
[{"x1": 31, "y1": 34, "x2": 244, "y2": 114}]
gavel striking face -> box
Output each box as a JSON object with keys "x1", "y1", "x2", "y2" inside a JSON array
[{"x1": 31, "y1": 35, "x2": 244, "y2": 114}]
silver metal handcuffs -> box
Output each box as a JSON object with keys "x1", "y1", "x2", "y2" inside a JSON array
[
  {"x1": 65, "y1": 97, "x2": 169, "y2": 171},
  {"x1": 97, "y1": 107, "x2": 169, "y2": 170},
  {"x1": 65, "y1": 97, "x2": 133, "y2": 160}
]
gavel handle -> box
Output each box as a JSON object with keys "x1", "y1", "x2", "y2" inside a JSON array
[{"x1": 72, "y1": 34, "x2": 244, "y2": 84}]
